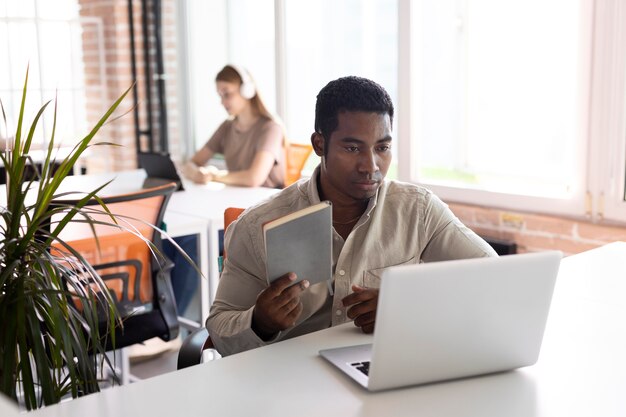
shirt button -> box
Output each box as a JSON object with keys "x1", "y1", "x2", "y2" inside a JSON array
[
  {"x1": 335, "y1": 309, "x2": 342, "y2": 316},
  {"x1": 338, "y1": 270, "x2": 346, "y2": 276}
]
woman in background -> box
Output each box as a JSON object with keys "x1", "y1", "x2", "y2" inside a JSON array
[
  {"x1": 170, "y1": 65, "x2": 285, "y2": 319},
  {"x1": 183, "y1": 64, "x2": 286, "y2": 188}
]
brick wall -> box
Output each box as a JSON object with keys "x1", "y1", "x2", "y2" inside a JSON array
[
  {"x1": 78, "y1": 0, "x2": 180, "y2": 173},
  {"x1": 448, "y1": 202, "x2": 626, "y2": 256}
]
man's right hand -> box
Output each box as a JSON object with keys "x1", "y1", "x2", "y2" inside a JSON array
[{"x1": 252, "y1": 272, "x2": 309, "y2": 340}]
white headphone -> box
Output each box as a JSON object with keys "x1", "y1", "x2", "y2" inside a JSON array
[{"x1": 229, "y1": 64, "x2": 256, "y2": 99}]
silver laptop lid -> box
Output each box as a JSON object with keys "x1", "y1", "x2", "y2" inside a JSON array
[{"x1": 367, "y1": 251, "x2": 561, "y2": 391}]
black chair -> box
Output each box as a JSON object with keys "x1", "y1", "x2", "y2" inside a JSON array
[
  {"x1": 481, "y1": 236, "x2": 517, "y2": 256},
  {"x1": 177, "y1": 327, "x2": 216, "y2": 369}
]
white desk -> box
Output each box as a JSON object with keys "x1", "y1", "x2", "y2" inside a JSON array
[
  {"x1": 0, "y1": 392, "x2": 19, "y2": 417},
  {"x1": 57, "y1": 170, "x2": 279, "y2": 321},
  {"x1": 25, "y1": 242, "x2": 626, "y2": 416},
  {"x1": 166, "y1": 179, "x2": 279, "y2": 313},
  {"x1": 53, "y1": 171, "x2": 211, "y2": 321}
]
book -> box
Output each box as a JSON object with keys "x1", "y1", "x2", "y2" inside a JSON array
[{"x1": 264, "y1": 201, "x2": 332, "y2": 286}]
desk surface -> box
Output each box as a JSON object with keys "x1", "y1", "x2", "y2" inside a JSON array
[
  {"x1": 56, "y1": 169, "x2": 280, "y2": 221},
  {"x1": 0, "y1": 393, "x2": 18, "y2": 416},
  {"x1": 23, "y1": 242, "x2": 626, "y2": 417},
  {"x1": 50, "y1": 169, "x2": 279, "y2": 235}
]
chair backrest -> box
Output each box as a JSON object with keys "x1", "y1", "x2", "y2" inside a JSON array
[
  {"x1": 222, "y1": 207, "x2": 245, "y2": 261},
  {"x1": 285, "y1": 143, "x2": 313, "y2": 187},
  {"x1": 51, "y1": 183, "x2": 179, "y2": 349},
  {"x1": 177, "y1": 327, "x2": 214, "y2": 370},
  {"x1": 224, "y1": 207, "x2": 245, "y2": 233}
]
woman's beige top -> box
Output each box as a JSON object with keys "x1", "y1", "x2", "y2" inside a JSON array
[{"x1": 204, "y1": 117, "x2": 285, "y2": 188}]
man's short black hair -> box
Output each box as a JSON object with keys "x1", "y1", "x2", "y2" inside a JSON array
[{"x1": 314, "y1": 76, "x2": 394, "y2": 154}]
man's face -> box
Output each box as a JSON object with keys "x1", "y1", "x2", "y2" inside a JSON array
[{"x1": 313, "y1": 111, "x2": 392, "y2": 203}]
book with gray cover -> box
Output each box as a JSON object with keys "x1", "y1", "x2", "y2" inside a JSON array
[{"x1": 263, "y1": 201, "x2": 332, "y2": 286}]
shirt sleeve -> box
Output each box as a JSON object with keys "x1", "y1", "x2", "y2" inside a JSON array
[
  {"x1": 206, "y1": 214, "x2": 280, "y2": 356},
  {"x1": 254, "y1": 120, "x2": 284, "y2": 162},
  {"x1": 204, "y1": 121, "x2": 230, "y2": 154},
  {"x1": 420, "y1": 191, "x2": 498, "y2": 262}
]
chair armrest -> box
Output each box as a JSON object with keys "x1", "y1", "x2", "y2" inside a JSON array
[{"x1": 177, "y1": 327, "x2": 216, "y2": 370}]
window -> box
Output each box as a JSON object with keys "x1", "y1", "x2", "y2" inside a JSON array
[
  {"x1": 404, "y1": 0, "x2": 589, "y2": 216},
  {"x1": 283, "y1": 0, "x2": 397, "y2": 141},
  {"x1": 283, "y1": 0, "x2": 397, "y2": 174},
  {"x1": 180, "y1": 0, "x2": 275, "y2": 154},
  {"x1": 0, "y1": 0, "x2": 99, "y2": 150},
  {"x1": 180, "y1": 0, "x2": 396, "y2": 174},
  {"x1": 399, "y1": 0, "x2": 626, "y2": 222},
  {"x1": 179, "y1": 0, "x2": 626, "y2": 222}
]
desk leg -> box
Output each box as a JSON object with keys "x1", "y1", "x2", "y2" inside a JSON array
[
  {"x1": 207, "y1": 220, "x2": 222, "y2": 309},
  {"x1": 198, "y1": 225, "x2": 211, "y2": 325},
  {"x1": 178, "y1": 219, "x2": 220, "y2": 325},
  {"x1": 168, "y1": 229, "x2": 210, "y2": 330}
]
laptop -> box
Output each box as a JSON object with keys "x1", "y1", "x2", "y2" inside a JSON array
[
  {"x1": 319, "y1": 251, "x2": 562, "y2": 391},
  {"x1": 137, "y1": 151, "x2": 185, "y2": 191}
]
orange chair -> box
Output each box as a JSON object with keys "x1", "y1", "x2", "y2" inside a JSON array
[
  {"x1": 285, "y1": 143, "x2": 313, "y2": 187},
  {"x1": 223, "y1": 207, "x2": 245, "y2": 248},
  {"x1": 220, "y1": 206, "x2": 245, "y2": 263},
  {"x1": 52, "y1": 183, "x2": 179, "y2": 351},
  {"x1": 177, "y1": 206, "x2": 245, "y2": 369}
]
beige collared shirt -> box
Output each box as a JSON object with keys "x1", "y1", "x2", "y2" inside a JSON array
[{"x1": 207, "y1": 167, "x2": 497, "y2": 356}]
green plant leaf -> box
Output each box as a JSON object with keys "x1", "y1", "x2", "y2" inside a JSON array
[{"x1": 0, "y1": 70, "x2": 135, "y2": 409}]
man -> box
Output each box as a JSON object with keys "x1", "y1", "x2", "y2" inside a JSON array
[{"x1": 207, "y1": 76, "x2": 497, "y2": 356}]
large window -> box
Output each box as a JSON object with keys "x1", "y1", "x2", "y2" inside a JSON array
[
  {"x1": 179, "y1": 0, "x2": 626, "y2": 222},
  {"x1": 0, "y1": 0, "x2": 97, "y2": 150},
  {"x1": 406, "y1": 0, "x2": 589, "y2": 215},
  {"x1": 398, "y1": 0, "x2": 626, "y2": 222}
]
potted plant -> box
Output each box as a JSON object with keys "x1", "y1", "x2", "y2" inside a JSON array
[{"x1": 0, "y1": 68, "x2": 133, "y2": 410}]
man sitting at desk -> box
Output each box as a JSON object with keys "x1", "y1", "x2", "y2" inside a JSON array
[{"x1": 207, "y1": 76, "x2": 497, "y2": 356}]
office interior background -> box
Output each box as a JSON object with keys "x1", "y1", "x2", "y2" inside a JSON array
[{"x1": 1, "y1": 0, "x2": 626, "y2": 255}]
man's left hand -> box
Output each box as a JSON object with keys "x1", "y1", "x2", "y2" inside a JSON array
[{"x1": 342, "y1": 284, "x2": 379, "y2": 334}]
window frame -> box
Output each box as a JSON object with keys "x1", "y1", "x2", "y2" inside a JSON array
[{"x1": 589, "y1": 0, "x2": 626, "y2": 223}]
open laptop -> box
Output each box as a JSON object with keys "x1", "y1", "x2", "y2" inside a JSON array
[
  {"x1": 137, "y1": 151, "x2": 184, "y2": 191},
  {"x1": 319, "y1": 251, "x2": 562, "y2": 391}
]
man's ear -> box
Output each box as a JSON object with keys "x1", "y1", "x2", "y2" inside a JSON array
[{"x1": 311, "y1": 132, "x2": 324, "y2": 157}]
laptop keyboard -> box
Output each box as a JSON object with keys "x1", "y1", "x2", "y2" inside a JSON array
[{"x1": 350, "y1": 361, "x2": 370, "y2": 376}]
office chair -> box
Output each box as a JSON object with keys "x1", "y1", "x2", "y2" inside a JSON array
[
  {"x1": 52, "y1": 183, "x2": 179, "y2": 383},
  {"x1": 285, "y1": 143, "x2": 313, "y2": 187},
  {"x1": 177, "y1": 206, "x2": 244, "y2": 369}
]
